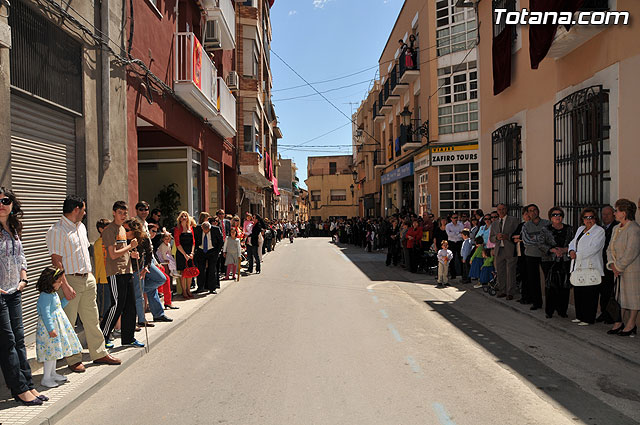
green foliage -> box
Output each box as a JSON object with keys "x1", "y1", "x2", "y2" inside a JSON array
[{"x1": 154, "y1": 183, "x2": 181, "y2": 230}]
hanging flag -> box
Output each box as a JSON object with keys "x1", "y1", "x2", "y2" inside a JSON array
[
  {"x1": 193, "y1": 36, "x2": 203, "y2": 89},
  {"x1": 272, "y1": 177, "x2": 280, "y2": 195}
]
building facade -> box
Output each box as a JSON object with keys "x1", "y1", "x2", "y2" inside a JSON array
[
  {"x1": 236, "y1": 0, "x2": 282, "y2": 220},
  {"x1": 354, "y1": 0, "x2": 480, "y2": 219},
  {"x1": 1, "y1": 0, "x2": 128, "y2": 336},
  {"x1": 478, "y1": 0, "x2": 639, "y2": 226},
  {"x1": 276, "y1": 158, "x2": 299, "y2": 221},
  {"x1": 127, "y1": 0, "x2": 238, "y2": 230},
  {"x1": 305, "y1": 156, "x2": 358, "y2": 221}
]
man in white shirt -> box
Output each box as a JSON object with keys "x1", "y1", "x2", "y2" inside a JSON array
[
  {"x1": 47, "y1": 196, "x2": 121, "y2": 373},
  {"x1": 445, "y1": 214, "x2": 465, "y2": 279}
]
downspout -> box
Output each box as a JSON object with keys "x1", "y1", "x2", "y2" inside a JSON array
[{"x1": 101, "y1": 0, "x2": 111, "y2": 170}]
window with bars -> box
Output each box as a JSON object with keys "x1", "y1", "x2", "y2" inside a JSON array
[
  {"x1": 438, "y1": 62, "x2": 478, "y2": 134},
  {"x1": 439, "y1": 164, "x2": 480, "y2": 217},
  {"x1": 492, "y1": 123, "x2": 522, "y2": 216},
  {"x1": 554, "y1": 85, "x2": 610, "y2": 227},
  {"x1": 492, "y1": 0, "x2": 517, "y2": 39},
  {"x1": 330, "y1": 190, "x2": 347, "y2": 202},
  {"x1": 436, "y1": 0, "x2": 477, "y2": 57}
]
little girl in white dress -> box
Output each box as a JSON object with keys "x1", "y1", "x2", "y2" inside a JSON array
[{"x1": 36, "y1": 267, "x2": 83, "y2": 388}]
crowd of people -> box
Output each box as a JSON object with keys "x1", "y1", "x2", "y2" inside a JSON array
[
  {"x1": 329, "y1": 201, "x2": 640, "y2": 337},
  {"x1": 0, "y1": 186, "x2": 300, "y2": 407}
]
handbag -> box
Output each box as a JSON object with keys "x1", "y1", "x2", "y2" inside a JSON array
[
  {"x1": 182, "y1": 259, "x2": 200, "y2": 278},
  {"x1": 569, "y1": 265, "x2": 601, "y2": 286},
  {"x1": 605, "y1": 277, "x2": 622, "y2": 323}
]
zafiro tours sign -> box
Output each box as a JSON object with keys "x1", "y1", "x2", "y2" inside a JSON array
[{"x1": 431, "y1": 143, "x2": 479, "y2": 166}]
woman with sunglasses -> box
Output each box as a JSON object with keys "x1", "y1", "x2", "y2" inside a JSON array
[
  {"x1": 568, "y1": 208, "x2": 605, "y2": 325},
  {"x1": 173, "y1": 211, "x2": 196, "y2": 299},
  {"x1": 542, "y1": 207, "x2": 574, "y2": 320},
  {"x1": 0, "y1": 187, "x2": 46, "y2": 405}
]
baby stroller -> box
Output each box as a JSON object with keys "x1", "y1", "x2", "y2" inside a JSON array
[
  {"x1": 482, "y1": 271, "x2": 499, "y2": 296},
  {"x1": 418, "y1": 250, "x2": 439, "y2": 275}
]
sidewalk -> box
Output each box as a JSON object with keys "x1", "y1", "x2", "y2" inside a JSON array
[
  {"x1": 0, "y1": 248, "x2": 275, "y2": 425},
  {"x1": 338, "y1": 243, "x2": 640, "y2": 368}
]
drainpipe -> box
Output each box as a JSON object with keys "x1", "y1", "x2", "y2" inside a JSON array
[{"x1": 101, "y1": 0, "x2": 111, "y2": 170}]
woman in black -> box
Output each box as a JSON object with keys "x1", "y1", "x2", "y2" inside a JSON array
[
  {"x1": 174, "y1": 211, "x2": 195, "y2": 299},
  {"x1": 433, "y1": 217, "x2": 449, "y2": 252},
  {"x1": 248, "y1": 215, "x2": 265, "y2": 274},
  {"x1": 386, "y1": 218, "x2": 400, "y2": 266},
  {"x1": 542, "y1": 207, "x2": 573, "y2": 319}
]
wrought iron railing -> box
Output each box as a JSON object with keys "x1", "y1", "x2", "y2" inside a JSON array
[
  {"x1": 579, "y1": 0, "x2": 610, "y2": 12},
  {"x1": 492, "y1": 123, "x2": 522, "y2": 217},
  {"x1": 554, "y1": 85, "x2": 610, "y2": 227},
  {"x1": 399, "y1": 48, "x2": 419, "y2": 77},
  {"x1": 492, "y1": 0, "x2": 517, "y2": 38}
]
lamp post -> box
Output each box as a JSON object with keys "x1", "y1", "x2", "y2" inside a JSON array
[{"x1": 400, "y1": 106, "x2": 430, "y2": 142}]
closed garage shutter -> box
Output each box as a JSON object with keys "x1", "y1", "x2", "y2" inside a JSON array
[{"x1": 10, "y1": 93, "x2": 77, "y2": 337}]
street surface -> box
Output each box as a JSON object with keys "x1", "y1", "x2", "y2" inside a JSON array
[{"x1": 58, "y1": 239, "x2": 640, "y2": 425}]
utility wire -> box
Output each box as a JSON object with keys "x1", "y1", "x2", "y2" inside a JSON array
[{"x1": 272, "y1": 79, "x2": 373, "y2": 101}]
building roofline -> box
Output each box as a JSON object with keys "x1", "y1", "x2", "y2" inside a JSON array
[{"x1": 378, "y1": 2, "x2": 408, "y2": 63}]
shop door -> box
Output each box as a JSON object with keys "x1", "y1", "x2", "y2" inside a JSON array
[{"x1": 10, "y1": 94, "x2": 77, "y2": 337}]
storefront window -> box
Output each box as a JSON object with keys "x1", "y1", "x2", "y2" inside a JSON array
[
  {"x1": 439, "y1": 163, "x2": 479, "y2": 217},
  {"x1": 418, "y1": 172, "x2": 429, "y2": 215}
]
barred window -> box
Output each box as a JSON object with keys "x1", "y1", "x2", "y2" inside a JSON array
[
  {"x1": 554, "y1": 85, "x2": 610, "y2": 227},
  {"x1": 438, "y1": 62, "x2": 478, "y2": 134},
  {"x1": 439, "y1": 164, "x2": 480, "y2": 217},
  {"x1": 492, "y1": 123, "x2": 522, "y2": 217},
  {"x1": 436, "y1": 0, "x2": 477, "y2": 56}
]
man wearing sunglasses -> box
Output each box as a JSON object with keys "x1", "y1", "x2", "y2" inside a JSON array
[{"x1": 46, "y1": 196, "x2": 121, "y2": 373}]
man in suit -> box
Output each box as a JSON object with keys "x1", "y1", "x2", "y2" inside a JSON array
[
  {"x1": 597, "y1": 205, "x2": 619, "y2": 323},
  {"x1": 490, "y1": 203, "x2": 520, "y2": 300},
  {"x1": 215, "y1": 210, "x2": 230, "y2": 274},
  {"x1": 197, "y1": 220, "x2": 224, "y2": 294}
]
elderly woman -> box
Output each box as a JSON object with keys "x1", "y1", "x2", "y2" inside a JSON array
[
  {"x1": 568, "y1": 208, "x2": 605, "y2": 325},
  {"x1": 542, "y1": 207, "x2": 574, "y2": 319},
  {"x1": 606, "y1": 199, "x2": 640, "y2": 336},
  {"x1": 0, "y1": 187, "x2": 45, "y2": 405}
]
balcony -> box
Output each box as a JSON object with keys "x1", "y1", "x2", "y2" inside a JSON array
[
  {"x1": 547, "y1": 0, "x2": 611, "y2": 60},
  {"x1": 211, "y1": 77, "x2": 236, "y2": 137},
  {"x1": 373, "y1": 100, "x2": 384, "y2": 122},
  {"x1": 391, "y1": 64, "x2": 408, "y2": 96},
  {"x1": 399, "y1": 49, "x2": 420, "y2": 84},
  {"x1": 378, "y1": 85, "x2": 392, "y2": 114},
  {"x1": 239, "y1": 151, "x2": 271, "y2": 187},
  {"x1": 401, "y1": 119, "x2": 422, "y2": 152},
  {"x1": 202, "y1": 0, "x2": 236, "y2": 51},
  {"x1": 374, "y1": 151, "x2": 385, "y2": 170},
  {"x1": 174, "y1": 33, "x2": 237, "y2": 138}
]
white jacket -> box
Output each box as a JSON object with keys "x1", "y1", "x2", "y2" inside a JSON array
[{"x1": 568, "y1": 225, "x2": 605, "y2": 276}]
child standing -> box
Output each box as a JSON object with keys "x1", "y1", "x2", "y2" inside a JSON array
[
  {"x1": 157, "y1": 232, "x2": 178, "y2": 277},
  {"x1": 437, "y1": 241, "x2": 453, "y2": 288},
  {"x1": 223, "y1": 227, "x2": 242, "y2": 280},
  {"x1": 460, "y1": 230, "x2": 473, "y2": 284},
  {"x1": 468, "y1": 236, "x2": 485, "y2": 282},
  {"x1": 36, "y1": 267, "x2": 83, "y2": 388},
  {"x1": 477, "y1": 248, "x2": 495, "y2": 288}
]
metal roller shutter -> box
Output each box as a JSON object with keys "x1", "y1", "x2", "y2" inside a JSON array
[{"x1": 10, "y1": 93, "x2": 77, "y2": 337}]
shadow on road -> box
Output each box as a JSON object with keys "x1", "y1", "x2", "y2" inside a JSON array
[{"x1": 424, "y1": 300, "x2": 638, "y2": 425}]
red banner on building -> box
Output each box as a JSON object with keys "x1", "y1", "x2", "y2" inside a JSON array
[{"x1": 193, "y1": 36, "x2": 202, "y2": 89}]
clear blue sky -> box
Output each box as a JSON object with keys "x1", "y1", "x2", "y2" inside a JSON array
[{"x1": 270, "y1": 0, "x2": 405, "y2": 189}]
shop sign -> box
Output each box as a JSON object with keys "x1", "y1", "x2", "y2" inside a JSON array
[
  {"x1": 381, "y1": 162, "x2": 414, "y2": 185},
  {"x1": 414, "y1": 150, "x2": 430, "y2": 171},
  {"x1": 431, "y1": 143, "x2": 479, "y2": 166}
]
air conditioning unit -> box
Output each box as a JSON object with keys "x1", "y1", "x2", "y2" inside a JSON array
[
  {"x1": 227, "y1": 71, "x2": 239, "y2": 90},
  {"x1": 203, "y1": 20, "x2": 221, "y2": 50}
]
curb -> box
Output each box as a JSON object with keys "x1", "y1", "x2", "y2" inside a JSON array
[{"x1": 26, "y1": 276, "x2": 237, "y2": 425}]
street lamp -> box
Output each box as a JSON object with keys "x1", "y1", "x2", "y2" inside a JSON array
[{"x1": 400, "y1": 106, "x2": 430, "y2": 142}]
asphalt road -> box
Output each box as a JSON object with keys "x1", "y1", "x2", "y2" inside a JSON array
[{"x1": 57, "y1": 238, "x2": 640, "y2": 425}]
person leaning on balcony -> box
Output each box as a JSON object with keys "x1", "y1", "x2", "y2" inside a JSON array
[
  {"x1": 173, "y1": 211, "x2": 196, "y2": 299},
  {"x1": 606, "y1": 199, "x2": 640, "y2": 336},
  {"x1": 568, "y1": 207, "x2": 605, "y2": 325}
]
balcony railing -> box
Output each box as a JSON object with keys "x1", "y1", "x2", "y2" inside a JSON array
[
  {"x1": 202, "y1": 0, "x2": 236, "y2": 50},
  {"x1": 175, "y1": 32, "x2": 218, "y2": 112},
  {"x1": 579, "y1": 0, "x2": 609, "y2": 11},
  {"x1": 213, "y1": 76, "x2": 237, "y2": 137},
  {"x1": 399, "y1": 49, "x2": 420, "y2": 84}
]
